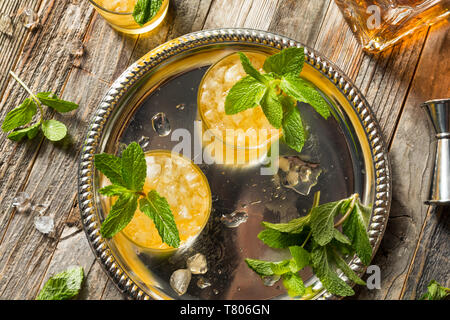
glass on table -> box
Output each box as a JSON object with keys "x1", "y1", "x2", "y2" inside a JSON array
[
  {"x1": 88, "y1": 0, "x2": 169, "y2": 34},
  {"x1": 334, "y1": 0, "x2": 450, "y2": 52}
]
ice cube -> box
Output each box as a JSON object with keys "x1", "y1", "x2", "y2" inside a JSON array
[
  {"x1": 0, "y1": 14, "x2": 14, "y2": 36},
  {"x1": 31, "y1": 203, "x2": 49, "y2": 216},
  {"x1": 187, "y1": 253, "x2": 208, "y2": 274},
  {"x1": 17, "y1": 8, "x2": 39, "y2": 30},
  {"x1": 178, "y1": 206, "x2": 191, "y2": 219},
  {"x1": 197, "y1": 277, "x2": 211, "y2": 289},
  {"x1": 224, "y1": 64, "x2": 241, "y2": 84},
  {"x1": 138, "y1": 136, "x2": 150, "y2": 149},
  {"x1": 220, "y1": 211, "x2": 248, "y2": 228},
  {"x1": 34, "y1": 215, "x2": 54, "y2": 234},
  {"x1": 262, "y1": 274, "x2": 280, "y2": 287},
  {"x1": 12, "y1": 192, "x2": 31, "y2": 212},
  {"x1": 146, "y1": 163, "x2": 161, "y2": 179},
  {"x1": 170, "y1": 269, "x2": 192, "y2": 296}
]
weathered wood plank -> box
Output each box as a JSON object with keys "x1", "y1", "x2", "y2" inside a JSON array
[
  {"x1": 269, "y1": 0, "x2": 331, "y2": 48},
  {"x1": 395, "y1": 22, "x2": 450, "y2": 300},
  {"x1": 0, "y1": 66, "x2": 105, "y2": 298},
  {"x1": 0, "y1": 0, "x2": 43, "y2": 98},
  {"x1": 354, "y1": 21, "x2": 450, "y2": 300}
]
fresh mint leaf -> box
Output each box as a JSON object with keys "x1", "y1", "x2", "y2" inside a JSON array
[
  {"x1": 342, "y1": 201, "x2": 372, "y2": 266},
  {"x1": 245, "y1": 258, "x2": 296, "y2": 277},
  {"x1": 420, "y1": 280, "x2": 450, "y2": 300},
  {"x1": 281, "y1": 105, "x2": 306, "y2": 152},
  {"x1": 257, "y1": 228, "x2": 307, "y2": 249},
  {"x1": 333, "y1": 229, "x2": 352, "y2": 245},
  {"x1": 36, "y1": 92, "x2": 79, "y2": 113},
  {"x1": 310, "y1": 200, "x2": 343, "y2": 246},
  {"x1": 280, "y1": 74, "x2": 330, "y2": 119},
  {"x1": 1, "y1": 98, "x2": 37, "y2": 132},
  {"x1": 36, "y1": 266, "x2": 84, "y2": 300},
  {"x1": 263, "y1": 47, "x2": 305, "y2": 76},
  {"x1": 330, "y1": 248, "x2": 366, "y2": 285},
  {"x1": 41, "y1": 119, "x2": 67, "y2": 141},
  {"x1": 289, "y1": 246, "x2": 310, "y2": 270},
  {"x1": 311, "y1": 244, "x2": 354, "y2": 297},
  {"x1": 121, "y1": 142, "x2": 147, "y2": 192},
  {"x1": 94, "y1": 153, "x2": 126, "y2": 187},
  {"x1": 282, "y1": 272, "x2": 306, "y2": 297},
  {"x1": 139, "y1": 190, "x2": 180, "y2": 248},
  {"x1": 7, "y1": 123, "x2": 40, "y2": 141},
  {"x1": 245, "y1": 258, "x2": 275, "y2": 277},
  {"x1": 238, "y1": 52, "x2": 267, "y2": 84},
  {"x1": 100, "y1": 193, "x2": 138, "y2": 238},
  {"x1": 133, "y1": 0, "x2": 163, "y2": 26},
  {"x1": 260, "y1": 86, "x2": 283, "y2": 128},
  {"x1": 99, "y1": 184, "x2": 131, "y2": 196},
  {"x1": 262, "y1": 215, "x2": 309, "y2": 234},
  {"x1": 225, "y1": 76, "x2": 267, "y2": 115}
]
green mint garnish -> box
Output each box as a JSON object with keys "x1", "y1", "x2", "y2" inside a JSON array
[
  {"x1": 94, "y1": 142, "x2": 180, "y2": 247},
  {"x1": 36, "y1": 266, "x2": 84, "y2": 300},
  {"x1": 1, "y1": 71, "x2": 79, "y2": 142},
  {"x1": 225, "y1": 47, "x2": 330, "y2": 153},
  {"x1": 133, "y1": 0, "x2": 163, "y2": 26},
  {"x1": 245, "y1": 192, "x2": 373, "y2": 298},
  {"x1": 420, "y1": 280, "x2": 450, "y2": 300}
]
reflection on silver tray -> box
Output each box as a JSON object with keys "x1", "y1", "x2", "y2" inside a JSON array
[{"x1": 78, "y1": 28, "x2": 391, "y2": 300}]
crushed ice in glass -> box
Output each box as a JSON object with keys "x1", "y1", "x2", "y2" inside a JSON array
[
  {"x1": 196, "y1": 277, "x2": 211, "y2": 289},
  {"x1": 187, "y1": 253, "x2": 208, "y2": 274},
  {"x1": 151, "y1": 112, "x2": 171, "y2": 137},
  {"x1": 17, "y1": 8, "x2": 39, "y2": 30},
  {"x1": 277, "y1": 156, "x2": 322, "y2": 196},
  {"x1": 220, "y1": 211, "x2": 248, "y2": 228},
  {"x1": 170, "y1": 269, "x2": 191, "y2": 296}
]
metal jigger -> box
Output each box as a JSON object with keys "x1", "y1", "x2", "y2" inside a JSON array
[{"x1": 422, "y1": 99, "x2": 450, "y2": 205}]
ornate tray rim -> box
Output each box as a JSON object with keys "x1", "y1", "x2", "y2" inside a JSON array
[{"x1": 77, "y1": 28, "x2": 392, "y2": 300}]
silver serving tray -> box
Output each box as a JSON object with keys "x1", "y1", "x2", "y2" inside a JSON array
[{"x1": 78, "y1": 28, "x2": 391, "y2": 300}]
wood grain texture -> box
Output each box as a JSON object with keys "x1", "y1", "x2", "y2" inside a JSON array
[
  {"x1": 0, "y1": 0, "x2": 43, "y2": 98},
  {"x1": 0, "y1": 0, "x2": 448, "y2": 300}
]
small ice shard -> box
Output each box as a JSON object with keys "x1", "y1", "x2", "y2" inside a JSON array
[
  {"x1": 262, "y1": 274, "x2": 280, "y2": 287},
  {"x1": 176, "y1": 103, "x2": 185, "y2": 111},
  {"x1": 187, "y1": 253, "x2": 207, "y2": 274},
  {"x1": 17, "y1": 8, "x2": 39, "y2": 30},
  {"x1": 138, "y1": 135, "x2": 150, "y2": 149},
  {"x1": 34, "y1": 215, "x2": 54, "y2": 234},
  {"x1": 196, "y1": 277, "x2": 211, "y2": 289},
  {"x1": 151, "y1": 112, "x2": 171, "y2": 137},
  {"x1": 277, "y1": 156, "x2": 322, "y2": 196},
  {"x1": 170, "y1": 269, "x2": 191, "y2": 296},
  {"x1": 0, "y1": 14, "x2": 14, "y2": 36},
  {"x1": 220, "y1": 211, "x2": 248, "y2": 228},
  {"x1": 12, "y1": 192, "x2": 31, "y2": 212},
  {"x1": 213, "y1": 289, "x2": 219, "y2": 295}
]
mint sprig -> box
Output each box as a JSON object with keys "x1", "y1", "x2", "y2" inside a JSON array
[
  {"x1": 1, "y1": 71, "x2": 79, "y2": 142},
  {"x1": 245, "y1": 192, "x2": 373, "y2": 298},
  {"x1": 94, "y1": 142, "x2": 180, "y2": 247},
  {"x1": 132, "y1": 0, "x2": 163, "y2": 26},
  {"x1": 225, "y1": 48, "x2": 330, "y2": 152},
  {"x1": 420, "y1": 280, "x2": 450, "y2": 300},
  {"x1": 36, "y1": 266, "x2": 84, "y2": 300}
]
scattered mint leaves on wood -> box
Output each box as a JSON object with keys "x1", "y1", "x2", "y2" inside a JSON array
[
  {"x1": 1, "y1": 71, "x2": 79, "y2": 142},
  {"x1": 94, "y1": 142, "x2": 180, "y2": 247},
  {"x1": 225, "y1": 48, "x2": 331, "y2": 153},
  {"x1": 420, "y1": 280, "x2": 450, "y2": 300},
  {"x1": 133, "y1": 0, "x2": 163, "y2": 26},
  {"x1": 36, "y1": 266, "x2": 84, "y2": 300},
  {"x1": 245, "y1": 192, "x2": 373, "y2": 298}
]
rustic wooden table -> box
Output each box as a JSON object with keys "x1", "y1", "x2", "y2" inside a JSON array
[{"x1": 0, "y1": 0, "x2": 448, "y2": 300}]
